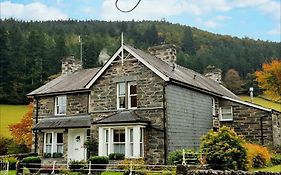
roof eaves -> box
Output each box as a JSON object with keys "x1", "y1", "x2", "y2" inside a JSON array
[{"x1": 222, "y1": 96, "x2": 272, "y2": 112}]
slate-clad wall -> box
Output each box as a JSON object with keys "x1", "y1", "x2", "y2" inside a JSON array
[
  {"x1": 90, "y1": 57, "x2": 165, "y2": 164},
  {"x1": 219, "y1": 99, "x2": 273, "y2": 145},
  {"x1": 34, "y1": 93, "x2": 88, "y2": 117},
  {"x1": 165, "y1": 84, "x2": 213, "y2": 152}
]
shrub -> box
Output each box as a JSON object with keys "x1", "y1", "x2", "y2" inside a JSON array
[
  {"x1": 89, "y1": 156, "x2": 109, "y2": 173},
  {"x1": 43, "y1": 153, "x2": 51, "y2": 158},
  {"x1": 0, "y1": 157, "x2": 18, "y2": 170},
  {"x1": 200, "y1": 126, "x2": 247, "y2": 170},
  {"x1": 168, "y1": 149, "x2": 197, "y2": 165},
  {"x1": 21, "y1": 156, "x2": 41, "y2": 173},
  {"x1": 0, "y1": 137, "x2": 13, "y2": 155},
  {"x1": 52, "y1": 152, "x2": 63, "y2": 158},
  {"x1": 118, "y1": 158, "x2": 146, "y2": 175},
  {"x1": 69, "y1": 160, "x2": 86, "y2": 172},
  {"x1": 271, "y1": 154, "x2": 281, "y2": 165},
  {"x1": 244, "y1": 143, "x2": 271, "y2": 168},
  {"x1": 7, "y1": 143, "x2": 29, "y2": 154},
  {"x1": 109, "y1": 153, "x2": 125, "y2": 160}
]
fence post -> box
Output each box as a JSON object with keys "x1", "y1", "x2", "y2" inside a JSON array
[
  {"x1": 51, "y1": 161, "x2": 56, "y2": 174},
  {"x1": 129, "y1": 160, "x2": 133, "y2": 175},
  {"x1": 7, "y1": 161, "x2": 9, "y2": 174},
  {"x1": 182, "y1": 149, "x2": 186, "y2": 165},
  {"x1": 16, "y1": 161, "x2": 20, "y2": 175},
  {"x1": 88, "y1": 161, "x2": 91, "y2": 175}
]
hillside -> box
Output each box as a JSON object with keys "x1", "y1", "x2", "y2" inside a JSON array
[
  {"x1": 0, "y1": 19, "x2": 280, "y2": 104},
  {"x1": 239, "y1": 96, "x2": 281, "y2": 112}
]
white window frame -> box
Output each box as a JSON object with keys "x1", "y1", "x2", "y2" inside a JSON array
[
  {"x1": 128, "y1": 82, "x2": 137, "y2": 109},
  {"x1": 219, "y1": 106, "x2": 233, "y2": 121},
  {"x1": 212, "y1": 98, "x2": 216, "y2": 116},
  {"x1": 98, "y1": 125, "x2": 144, "y2": 158},
  {"x1": 117, "y1": 82, "x2": 126, "y2": 110},
  {"x1": 55, "y1": 95, "x2": 67, "y2": 115},
  {"x1": 44, "y1": 132, "x2": 64, "y2": 155},
  {"x1": 56, "y1": 133, "x2": 64, "y2": 154}
]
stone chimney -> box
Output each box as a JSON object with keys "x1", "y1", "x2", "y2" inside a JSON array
[
  {"x1": 204, "y1": 65, "x2": 222, "y2": 83},
  {"x1": 148, "y1": 44, "x2": 177, "y2": 64},
  {"x1": 61, "y1": 56, "x2": 82, "y2": 75}
]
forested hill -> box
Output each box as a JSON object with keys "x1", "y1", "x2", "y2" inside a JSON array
[{"x1": 0, "y1": 19, "x2": 280, "y2": 104}]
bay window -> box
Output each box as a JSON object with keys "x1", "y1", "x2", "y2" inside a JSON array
[
  {"x1": 99, "y1": 125, "x2": 144, "y2": 158},
  {"x1": 44, "y1": 132, "x2": 64, "y2": 155}
]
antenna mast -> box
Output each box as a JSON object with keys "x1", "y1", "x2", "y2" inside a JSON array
[
  {"x1": 79, "y1": 35, "x2": 83, "y2": 66},
  {"x1": 121, "y1": 32, "x2": 124, "y2": 65}
]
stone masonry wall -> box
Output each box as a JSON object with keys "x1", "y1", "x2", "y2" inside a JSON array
[
  {"x1": 34, "y1": 93, "x2": 88, "y2": 117},
  {"x1": 272, "y1": 111, "x2": 281, "y2": 146},
  {"x1": 90, "y1": 57, "x2": 165, "y2": 164},
  {"x1": 219, "y1": 99, "x2": 273, "y2": 145}
]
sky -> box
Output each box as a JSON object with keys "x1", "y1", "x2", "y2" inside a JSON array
[{"x1": 0, "y1": 0, "x2": 280, "y2": 42}]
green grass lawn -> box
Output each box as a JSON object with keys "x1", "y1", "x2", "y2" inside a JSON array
[
  {"x1": 252, "y1": 165, "x2": 281, "y2": 172},
  {"x1": 0, "y1": 105, "x2": 28, "y2": 138},
  {"x1": 239, "y1": 96, "x2": 281, "y2": 112}
]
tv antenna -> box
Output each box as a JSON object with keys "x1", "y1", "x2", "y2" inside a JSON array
[{"x1": 115, "y1": 0, "x2": 141, "y2": 13}]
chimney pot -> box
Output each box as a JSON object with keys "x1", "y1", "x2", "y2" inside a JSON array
[
  {"x1": 148, "y1": 44, "x2": 177, "y2": 65},
  {"x1": 61, "y1": 56, "x2": 82, "y2": 75}
]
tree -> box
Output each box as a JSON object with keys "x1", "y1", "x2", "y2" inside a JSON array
[
  {"x1": 255, "y1": 59, "x2": 281, "y2": 102},
  {"x1": 8, "y1": 103, "x2": 33, "y2": 149},
  {"x1": 200, "y1": 126, "x2": 247, "y2": 170},
  {"x1": 224, "y1": 69, "x2": 243, "y2": 94},
  {"x1": 181, "y1": 27, "x2": 196, "y2": 55}
]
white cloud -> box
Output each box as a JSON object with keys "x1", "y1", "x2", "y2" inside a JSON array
[
  {"x1": 196, "y1": 16, "x2": 231, "y2": 28},
  {"x1": 0, "y1": 1, "x2": 68, "y2": 21}
]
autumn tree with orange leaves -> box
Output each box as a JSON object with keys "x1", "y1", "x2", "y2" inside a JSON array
[
  {"x1": 255, "y1": 59, "x2": 281, "y2": 102},
  {"x1": 8, "y1": 103, "x2": 33, "y2": 149}
]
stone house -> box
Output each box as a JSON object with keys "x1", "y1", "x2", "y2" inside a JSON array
[{"x1": 28, "y1": 44, "x2": 281, "y2": 164}]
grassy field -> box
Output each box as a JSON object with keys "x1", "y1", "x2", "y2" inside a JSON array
[
  {"x1": 0, "y1": 105, "x2": 28, "y2": 138},
  {"x1": 239, "y1": 96, "x2": 281, "y2": 112},
  {"x1": 252, "y1": 165, "x2": 281, "y2": 172}
]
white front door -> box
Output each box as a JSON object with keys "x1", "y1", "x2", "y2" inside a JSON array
[{"x1": 68, "y1": 128, "x2": 86, "y2": 161}]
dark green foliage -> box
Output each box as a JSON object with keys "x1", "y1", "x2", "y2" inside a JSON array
[
  {"x1": 168, "y1": 149, "x2": 198, "y2": 165},
  {"x1": 43, "y1": 153, "x2": 51, "y2": 158},
  {"x1": 200, "y1": 126, "x2": 247, "y2": 170},
  {"x1": 52, "y1": 152, "x2": 63, "y2": 158},
  {"x1": 7, "y1": 142, "x2": 29, "y2": 154},
  {"x1": 0, "y1": 137, "x2": 12, "y2": 155},
  {"x1": 89, "y1": 156, "x2": 109, "y2": 164},
  {"x1": 271, "y1": 154, "x2": 281, "y2": 165},
  {"x1": 84, "y1": 138, "x2": 98, "y2": 158},
  {"x1": 21, "y1": 156, "x2": 41, "y2": 173},
  {"x1": 69, "y1": 160, "x2": 85, "y2": 172},
  {"x1": 108, "y1": 153, "x2": 125, "y2": 160},
  {"x1": 0, "y1": 19, "x2": 280, "y2": 104}
]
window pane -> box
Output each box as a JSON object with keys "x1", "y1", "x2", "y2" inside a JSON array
[
  {"x1": 129, "y1": 129, "x2": 133, "y2": 142},
  {"x1": 222, "y1": 107, "x2": 231, "y2": 113},
  {"x1": 105, "y1": 129, "x2": 109, "y2": 142},
  {"x1": 113, "y1": 130, "x2": 119, "y2": 142},
  {"x1": 57, "y1": 133, "x2": 63, "y2": 143},
  {"x1": 120, "y1": 131, "x2": 125, "y2": 142},
  {"x1": 46, "y1": 133, "x2": 52, "y2": 144},
  {"x1": 119, "y1": 97, "x2": 125, "y2": 108},
  {"x1": 130, "y1": 96, "x2": 137, "y2": 108},
  {"x1": 119, "y1": 83, "x2": 125, "y2": 96},
  {"x1": 57, "y1": 145, "x2": 63, "y2": 153},
  {"x1": 222, "y1": 114, "x2": 232, "y2": 120},
  {"x1": 130, "y1": 84, "x2": 137, "y2": 94}
]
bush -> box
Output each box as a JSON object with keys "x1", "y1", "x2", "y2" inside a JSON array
[
  {"x1": 21, "y1": 156, "x2": 41, "y2": 173},
  {"x1": 168, "y1": 149, "x2": 197, "y2": 165},
  {"x1": 244, "y1": 143, "x2": 271, "y2": 168},
  {"x1": 52, "y1": 152, "x2": 63, "y2": 158},
  {"x1": 109, "y1": 153, "x2": 125, "y2": 160},
  {"x1": 43, "y1": 153, "x2": 51, "y2": 158},
  {"x1": 69, "y1": 160, "x2": 86, "y2": 172},
  {"x1": 200, "y1": 126, "x2": 247, "y2": 170},
  {"x1": 0, "y1": 157, "x2": 18, "y2": 170},
  {"x1": 271, "y1": 154, "x2": 281, "y2": 165},
  {"x1": 89, "y1": 156, "x2": 109, "y2": 173},
  {"x1": 0, "y1": 137, "x2": 13, "y2": 155},
  {"x1": 7, "y1": 143, "x2": 29, "y2": 154}
]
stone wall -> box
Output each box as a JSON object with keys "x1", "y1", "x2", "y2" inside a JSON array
[
  {"x1": 219, "y1": 99, "x2": 273, "y2": 145},
  {"x1": 34, "y1": 93, "x2": 89, "y2": 117},
  {"x1": 272, "y1": 110, "x2": 281, "y2": 146},
  {"x1": 61, "y1": 56, "x2": 82, "y2": 75},
  {"x1": 148, "y1": 44, "x2": 177, "y2": 64},
  {"x1": 90, "y1": 57, "x2": 165, "y2": 164},
  {"x1": 176, "y1": 165, "x2": 280, "y2": 175}
]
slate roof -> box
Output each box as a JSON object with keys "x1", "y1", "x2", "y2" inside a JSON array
[
  {"x1": 94, "y1": 111, "x2": 149, "y2": 124},
  {"x1": 28, "y1": 67, "x2": 100, "y2": 96},
  {"x1": 125, "y1": 44, "x2": 239, "y2": 99},
  {"x1": 33, "y1": 115, "x2": 91, "y2": 130}
]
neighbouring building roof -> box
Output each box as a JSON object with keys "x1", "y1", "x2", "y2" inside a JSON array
[
  {"x1": 93, "y1": 111, "x2": 149, "y2": 125},
  {"x1": 33, "y1": 115, "x2": 91, "y2": 130},
  {"x1": 28, "y1": 67, "x2": 100, "y2": 96}
]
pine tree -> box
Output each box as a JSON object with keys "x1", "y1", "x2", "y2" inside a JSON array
[{"x1": 182, "y1": 27, "x2": 196, "y2": 55}]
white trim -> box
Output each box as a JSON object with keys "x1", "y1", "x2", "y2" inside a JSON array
[
  {"x1": 212, "y1": 97, "x2": 216, "y2": 116},
  {"x1": 85, "y1": 46, "x2": 123, "y2": 89},
  {"x1": 55, "y1": 95, "x2": 67, "y2": 115},
  {"x1": 219, "y1": 106, "x2": 233, "y2": 121},
  {"x1": 128, "y1": 82, "x2": 137, "y2": 109},
  {"x1": 117, "y1": 82, "x2": 126, "y2": 110},
  {"x1": 222, "y1": 96, "x2": 272, "y2": 112},
  {"x1": 96, "y1": 122, "x2": 148, "y2": 127},
  {"x1": 85, "y1": 45, "x2": 169, "y2": 89}
]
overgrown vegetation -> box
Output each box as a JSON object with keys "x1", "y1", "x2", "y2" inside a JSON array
[
  {"x1": 0, "y1": 19, "x2": 280, "y2": 104},
  {"x1": 200, "y1": 126, "x2": 247, "y2": 170},
  {"x1": 244, "y1": 143, "x2": 271, "y2": 169}
]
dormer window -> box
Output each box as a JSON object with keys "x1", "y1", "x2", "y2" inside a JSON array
[
  {"x1": 55, "y1": 95, "x2": 66, "y2": 115},
  {"x1": 117, "y1": 82, "x2": 137, "y2": 109}
]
